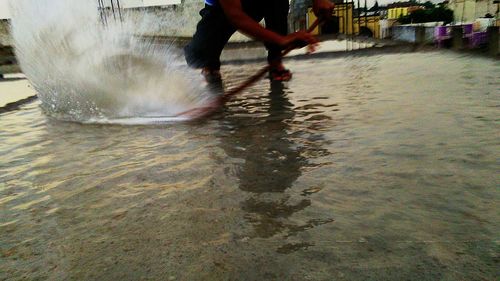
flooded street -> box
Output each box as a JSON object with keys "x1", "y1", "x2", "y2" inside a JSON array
[{"x1": 1, "y1": 51, "x2": 499, "y2": 280}]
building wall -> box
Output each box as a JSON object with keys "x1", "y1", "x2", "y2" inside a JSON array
[
  {"x1": 307, "y1": 4, "x2": 355, "y2": 36},
  {"x1": 379, "y1": 19, "x2": 397, "y2": 39},
  {"x1": 0, "y1": 0, "x2": 182, "y2": 19},
  {"x1": 448, "y1": 0, "x2": 498, "y2": 23},
  {"x1": 0, "y1": 20, "x2": 11, "y2": 46},
  {"x1": 0, "y1": 0, "x2": 10, "y2": 20},
  {"x1": 392, "y1": 25, "x2": 435, "y2": 43},
  {"x1": 387, "y1": 7, "x2": 409, "y2": 20},
  {"x1": 306, "y1": 9, "x2": 321, "y2": 35},
  {"x1": 393, "y1": 25, "x2": 416, "y2": 42},
  {"x1": 334, "y1": 3, "x2": 354, "y2": 35},
  {"x1": 0, "y1": 0, "x2": 250, "y2": 44},
  {"x1": 106, "y1": 0, "x2": 181, "y2": 8},
  {"x1": 354, "y1": 16, "x2": 381, "y2": 38},
  {"x1": 124, "y1": 0, "x2": 251, "y2": 41},
  {"x1": 307, "y1": 5, "x2": 383, "y2": 39},
  {"x1": 124, "y1": 1, "x2": 203, "y2": 37}
]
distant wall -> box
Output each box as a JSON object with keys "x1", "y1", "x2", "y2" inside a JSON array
[
  {"x1": 488, "y1": 26, "x2": 499, "y2": 56},
  {"x1": 0, "y1": 20, "x2": 17, "y2": 75},
  {"x1": 0, "y1": 20, "x2": 12, "y2": 46},
  {"x1": 124, "y1": 4, "x2": 251, "y2": 42},
  {"x1": 392, "y1": 25, "x2": 435, "y2": 44},
  {"x1": 392, "y1": 26, "x2": 417, "y2": 42},
  {"x1": 424, "y1": 27, "x2": 434, "y2": 43},
  {"x1": 123, "y1": 4, "x2": 202, "y2": 37},
  {"x1": 0, "y1": 3, "x2": 252, "y2": 47},
  {"x1": 448, "y1": 0, "x2": 498, "y2": 23}
]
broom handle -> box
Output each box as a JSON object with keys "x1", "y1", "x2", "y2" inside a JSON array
[
  {"x1": 175, "y1": 18, "x2": 323, "y2": 119},
  {"x1": 222, "y1": 18, "x2": 323, "y2": 102}
]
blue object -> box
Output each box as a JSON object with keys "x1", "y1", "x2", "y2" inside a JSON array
[{"x1": 205, "y1": 0, "x2": 217, "y2": 5}]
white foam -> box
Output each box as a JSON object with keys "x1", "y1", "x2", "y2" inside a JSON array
[
  {"x1": 10, "y1": 0, "x2": 214, "y2": 123},
  {"x1": 84, "y1": 116, "x2": 191, "y2": 125}
]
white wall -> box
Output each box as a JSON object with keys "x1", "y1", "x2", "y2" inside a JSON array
[
  {"x1": 118, "y1": 0, "x2": 181, "y2": 8},
  {"x1": 0, "y1": 0, "x2": 11, "y2": 19},
  {"x1": 449, "y1": 0, "x2": 498, "y2": 23},
  {"x1": 0, "y1": 0, "x2": 182, "y2": 20}
]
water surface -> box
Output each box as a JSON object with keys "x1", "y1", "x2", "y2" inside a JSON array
[{"x1": 1, "y1": 51, "x2": 499, "y2": 280}]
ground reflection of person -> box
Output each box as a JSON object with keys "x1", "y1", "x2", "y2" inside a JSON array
[
  {"x1": 218, "y1": 81, "x2": 311, "y2": 238},
  {"x1": 184, "y1": 0, "x2": 334, "y2": 83}
]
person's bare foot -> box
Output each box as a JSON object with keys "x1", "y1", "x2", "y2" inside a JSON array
[
  {"x1": 201, "y1": 67, "x2": 222, "y2": 84},
  {"x1": 269, "y1": 63, "x2": 293, "y2": 82}
]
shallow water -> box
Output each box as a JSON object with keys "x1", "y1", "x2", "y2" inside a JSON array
[{"x1": 1, "y1": 51, "x2": 499, "y2": 280}]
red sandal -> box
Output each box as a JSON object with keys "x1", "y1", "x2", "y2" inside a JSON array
[{"x1": 269, "y1": 68, "x2": 293, "y2": 82}]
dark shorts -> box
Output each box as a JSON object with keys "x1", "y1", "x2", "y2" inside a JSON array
[{"x1": 184, "y1": 0, "x2": 289, "y2": 69}]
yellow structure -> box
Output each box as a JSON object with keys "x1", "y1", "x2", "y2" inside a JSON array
[
  {"x1": 354, "y1": 15, "x2": 381, "y2": 38},
  {"x1": 333, "y1": 3, "x2": 355, "y2": 35},
  {"x1": 307, "y1": 4, "x2": 382, "y2": 39},
  {"x1": 307, "y1": 3, "x2": 354, "y2": 35},
  {"x1": 306, "y1": 8, "x2": 321, "y2": 35},
  {"x1": 387, "y1": 7, "x2": 409, "y2": 19}
]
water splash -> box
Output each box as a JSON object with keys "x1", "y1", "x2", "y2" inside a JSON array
[{"x1": 10, "y1": 0, "x2": 213, "y2": 123}]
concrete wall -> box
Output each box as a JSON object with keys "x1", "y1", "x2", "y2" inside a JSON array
[
  {"x1": 448, "y1": 0, "x2": 498, "y2": 23},
  {"x1": 392, "y1": 25, "x2": 435, "y2": 44},
  {"x1": 123, "y1": 3, "x2": 251, "y2": 41},
  {"x1": 487, "y1": 26, "x2": 499, "y2": 56},
  {"x1": 393, "y1": 25, "x2": 417, "y2": 42},
  {"x1": 424, "y1": 26, "x2": 435, "y2": 43},
  {"x1": 123, "y1": 4, "x2": 203, "y2": 37},
  {"x1": 0, "y1": 20, "x2": 17, "y2": 75},
  {"x1": 0, "y1": 20, "x2": 12, "y2": 46},
  {"x1": 0, "y1": 0, "x2": 11, "y2": 20},
  {"x1": 0, "y1": 0, "x2": 251, "y2": 46},
  {"x1": 120, "y1": 0, "x2": 182, "y2": 8}
]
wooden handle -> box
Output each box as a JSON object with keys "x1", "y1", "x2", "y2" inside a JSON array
[
  {"x1": 176, "y1": 19, "x2": 323, "y2": 118},
  {"x1": 223, "y1": 18, "x2": 322, "y2": 101}
]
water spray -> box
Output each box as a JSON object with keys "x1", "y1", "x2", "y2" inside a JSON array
[
  {"x1": 97, "y1": 0, "x2": 124, "y2": 27},
  {"x1": 97, "y1": 0, "x2": 108, "y2": 27},
  {"x1": 11, "y1": 0, "x2": 212, "y2": 123}
]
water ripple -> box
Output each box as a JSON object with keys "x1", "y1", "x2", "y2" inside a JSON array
[{"x1": 1, "y1": 52, "x2": 499, "y2": 280}]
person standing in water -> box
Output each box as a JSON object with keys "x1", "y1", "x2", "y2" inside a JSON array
[{"x1": 184, "y1": 0, "x2": 334, "y2": 83}]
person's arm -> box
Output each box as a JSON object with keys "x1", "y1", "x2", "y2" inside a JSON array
[
  {"x1": 218, "y1": 0, "x2": 317, "y2": 48},
  {"x1": 313, "y1": 0, "x2": 335, "y2": 18}
]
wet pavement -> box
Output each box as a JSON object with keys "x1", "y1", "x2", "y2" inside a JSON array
[{"x1": 1, "y1": 51, "x2": 499, "y2": 280}]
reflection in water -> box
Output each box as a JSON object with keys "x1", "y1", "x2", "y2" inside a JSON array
[
  {"x1": 219, "y1": 81, "x2": 333, "y2": 239},
  {"x1": 224, "y1": 82, "x2": 304, "y2": 193}
]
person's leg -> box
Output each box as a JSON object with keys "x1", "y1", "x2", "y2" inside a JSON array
[
  {"x1": 262, "y1": 0, "x2": 292, "y2": 81},
  {"x1": 184, "y1": 4, "x2": 237, "y2": 72},
  {"x1": 263, "y1": 0, "x2": 289, "y2": 66}
]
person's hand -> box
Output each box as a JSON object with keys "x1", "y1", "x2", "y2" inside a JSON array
[
  {"x1": 313, "y1": 0, "x2": 335, "y2": 19},
  {"x1": 279, "y1": 31, "x2": 319, "y2": 53}
]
